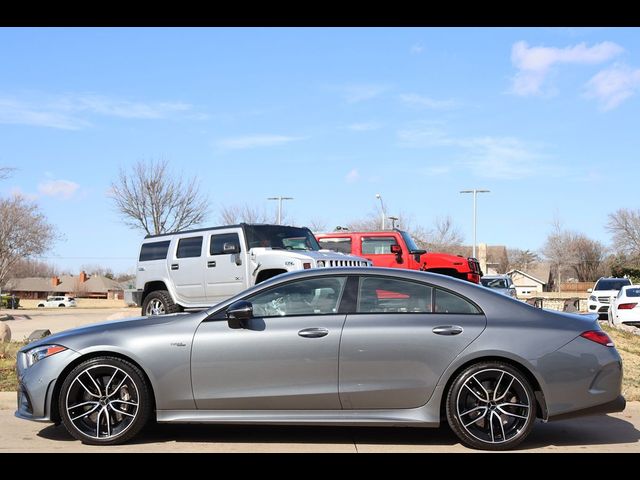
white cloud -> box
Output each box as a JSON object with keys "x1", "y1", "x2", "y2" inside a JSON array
[
  {"x1": 345, "y1": 168, "x2": 360, "y2": 183},
  {"x1": 510, "y1": 41, "x2": 623, "y2": 96},
  {"x1": 347, "y1": 122, "x2": 382, "y2": 132},
  {"x1": 0, "y1": 93, "x2": 197, "y2": 130},
  {"x1": 216, "y1": 134, "x2": 302, "y2": 150},
  {"x1": 410, "y1": 44, "x2": 424, "y2": 55},
  {"x1": 399, "y1": 93, "x2": 460, "y2": 110},
  {"x1": 397, "y1": 124, "x2": 544, "y2": 179},
  {"x1": 584, "y1": 63, "x2": 640, "y2": 110},
  {"x1": 336, "y1": 84, "x2": 389, "y2": 103},
  {"x1": 38, "y1": 179, "x2": 80, "y2": 199}
]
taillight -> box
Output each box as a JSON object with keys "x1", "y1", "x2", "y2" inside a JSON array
[
  {"x1": 618, "y1": 303, "x2": 637, "y2": 310},
  {"x1": 580, "y1": 330, "x2": 614, "y2": 347}
]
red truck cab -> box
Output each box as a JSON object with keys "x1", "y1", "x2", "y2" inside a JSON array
[{"x1": 315, "y1": 229, "x2": 482, "y2": 284}]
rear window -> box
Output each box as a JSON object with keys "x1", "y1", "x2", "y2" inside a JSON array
[
  {"x1": 595, "y1": 279, "x2": 632, "y2": 291},
  {"x1": 177, "y1": 236, "x2": 203, "y2": 258},
  {"x1": 625, "y1": 288, "x2": 640, "y2": 297},
  {"x1": 139, "y1": 240, "x2": 171, "y2": 261},
  {"x1": 318, "y1": 238, "x2": 352, "y2": 254}
]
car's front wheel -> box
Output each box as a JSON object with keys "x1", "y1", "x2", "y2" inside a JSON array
[
  {"x1": 446, "y1": 361, "x2": 536, "y2": 450},
  {"x1": 59, "y1": 356, "x2": 152, "y2": 445}
]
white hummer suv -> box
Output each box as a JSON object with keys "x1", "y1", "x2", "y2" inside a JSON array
[{"x1": 134, "y1": 223, "x2": 372, "y2": 315}]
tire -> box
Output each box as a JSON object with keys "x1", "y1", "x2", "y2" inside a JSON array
[
  {"x1": 141, "y1": 290, "x2": 182, "y2": 316},
  {"x1": 446, "y1": 361, "x2": 536, "y2": 451},
  {"x1": 58, "y1": 356, "x2": 152, "y2": 445},
  {"x1": 37, "y1": 304, "x2": 44, "y2": 308},
  {"x1": 58, "y1": 304, "x2": 66, "y2": 307}
]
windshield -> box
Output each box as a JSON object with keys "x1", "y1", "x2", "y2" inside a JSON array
[
  {"x1": 399, "y1": 230, "x2": 424, "y2": 253},
  {"x1": 244, "y1": 225, "x2": 321, "y2": 251},
  {"x1": 595, "y1": 278, "x2": 631, "y2": 291},
  {"x1": 481, "y1": 278, "x2": 510, "y2": 289}
]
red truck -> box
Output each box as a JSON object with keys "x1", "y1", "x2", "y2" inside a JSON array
[{"x1": 315, "y1": 229, "x2": 482, "y2": 284}]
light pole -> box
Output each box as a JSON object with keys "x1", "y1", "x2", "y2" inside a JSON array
[
  {"x1": 375, "y1": 193, "x2": 386, "y2": 230},
  {"x1": 267, "y1": 196, "x2": 294, "y2": 225},
  {"x1": 460, "y1": 189, "x2": 490, "y2": 258}
]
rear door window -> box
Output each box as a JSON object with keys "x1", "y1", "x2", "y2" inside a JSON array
[
  {"x1": 318, "y1": 238, "x2": 352, "y2": 254},
  {"x1": 139, "y1": 240, "x2": 171, "y2": 261},
  {"x1": 176, "y1": 236, "x2": 203, "y2": 258}
]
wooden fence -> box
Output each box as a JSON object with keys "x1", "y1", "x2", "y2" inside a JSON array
[{"x1": 559, "y1": 282, "x2": 593, "y2": 292}]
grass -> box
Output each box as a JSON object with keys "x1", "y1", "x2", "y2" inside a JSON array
[
  {"x1": 0, "y1": 326, "x2": 638, "y2": 400},
  {"x1": 602, "y1": 324, "x2": 640, "y2": 401},
  {"x1": 0, "y1": 342, "x2": 25, "y2": 392}
]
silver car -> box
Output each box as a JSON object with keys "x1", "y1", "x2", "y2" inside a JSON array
[
  {"x1": 15, "y1": 268, "x2": 624, "y2": 450},
  {"x1": 480, "y1": 275, "x2": 517, "y2": 298}
]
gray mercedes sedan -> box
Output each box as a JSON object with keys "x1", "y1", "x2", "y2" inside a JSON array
[{"x1": 15, "y1": 267, "x2": 624, "y2": 450}]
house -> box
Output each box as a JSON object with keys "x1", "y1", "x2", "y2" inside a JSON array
[
  {"x1": 4, "y1": 271, "x2": 124, "y2": 300},
  {"x1": 507, "y1": 263, "x2": 552, "y2": 296}
]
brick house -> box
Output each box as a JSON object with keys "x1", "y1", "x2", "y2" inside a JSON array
[{"x1": 4, "y1": 271, "x2": 124, "y2": 300}]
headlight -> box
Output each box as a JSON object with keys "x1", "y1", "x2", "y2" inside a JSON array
[
  {"x1": 24, "y1": 345, "x2": 67, "y2": 368},
  {"x1": 317, "y1": 260, "x2": 325, "y2": 267},
  {"x1": 589, "y1": 295, "x2": 596, "y2": 302}
]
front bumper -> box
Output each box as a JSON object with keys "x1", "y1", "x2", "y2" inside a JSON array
[{"x1": 14, "y1": 348, "x2": 81, "y2": 422}]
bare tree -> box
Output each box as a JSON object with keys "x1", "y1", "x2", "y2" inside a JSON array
[
  {"x1": 218, "y1": 204, "x2": 276, "y2": 224},
  {"x1": 507, "y1": 248, "x2": 540, "y2": 271},
  {"x1": 607, "y1": 208, "x2": 640, "y2": 257},
  {"x1": 307, "y1": 218, "x2": 328, "y2": 233},
  {"x1": 423, "y1": 216, "x2": 464, "y2": 252},
  {"x1": 0, "y1": 195, "x2": 56, "y2": 287},
  {"x1": 542, "y1": 218, "x2": 576, "y2": 292},
  {"x1": 570, "y1": 234, "x2": 607, "y2": 282},
  {"x1": 7, "y1": 258, "x2": 58, "y2": 278},
  {"x1": 0, "y1": 167, "x2": 16, "y2": 180},
  {"x1": 80, "y1": 264, "x2": 115, "y2": 279},
  {"x1": 110, "y1": 159, "x2": 209, "y2": 235}
]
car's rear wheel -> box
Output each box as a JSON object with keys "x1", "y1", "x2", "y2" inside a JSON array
[
  {"x1": 37, "y1": 304, "x2": 44, "y2": 308},
  {"x1": 58, "y1": 304, "x2": 66, "y2": 307},
  {"x1": 141, "y1": 290, "x2": 182, "y2": 316},
  {"x1": 446, "y1": 361, "x2": 536, "y2": 451},
  {"x1": 59, "y1": 356, "x2": 151, "y2": 445}
]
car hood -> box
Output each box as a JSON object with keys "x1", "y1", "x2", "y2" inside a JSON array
[
  {"x1": 20, "y1": 312, "x2": 192, "y2": 352},
  {"x1": 592, "y1": 290, "x2": 622, "y2": 297}
]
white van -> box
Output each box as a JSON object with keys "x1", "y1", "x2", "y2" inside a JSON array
[{"x1": 134, "y1": 223, "x2": 371, "y2": 315}]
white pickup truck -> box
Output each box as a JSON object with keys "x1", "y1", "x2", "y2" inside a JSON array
[{"x1": 134, "y1": 223, "x2": 371, "y2": 315}]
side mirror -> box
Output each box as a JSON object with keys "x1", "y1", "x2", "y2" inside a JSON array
[
  {"x1": 226, "y1": 300, "x2": 253, "y2": 321},
  {"x1": 390, "y1": 244, "x2": 402, "y2": 255},
  {"x1": 587, "y1": 288, "x2": 593, "y2": 293},
  {"x1": 223, "y1": 242, "x2": 240, "y2": 254}
]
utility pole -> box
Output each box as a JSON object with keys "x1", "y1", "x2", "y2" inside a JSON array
[
  {"x1": 267, "y1": 196, "x2": 293, "y2": 225},
  {"x1": 388, "y1": 216, "x2": 399, "y2": 229},
  {"x1": 375, "y1": 193, "x2": 386, "y2": 230},
  {"x1": 460, "y1": 189, "x2": 490, "y2": 258}
]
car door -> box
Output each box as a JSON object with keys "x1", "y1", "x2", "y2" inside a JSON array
[
  {"x1": 170, "y1": 235, "x2": 206, "y2": 303},
  {"x1": 191, "y1": 275, "x2": 348, "y2": 410},
  {"x1": 361, "y1": 236, "x2": 402, "y2": 268},
  {"x1": 339, "y1": 275, "x2": 486, "y2": 409},
  {"x1": 205, "y1": 230, "x2": 247, "y2": 304}
]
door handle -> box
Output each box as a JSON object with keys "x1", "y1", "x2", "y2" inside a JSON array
[
  {"x1": 207, "y1": 261, "x2": 216, "y2": 268},
  {"x1": 432, "y1": 325, "x2": 463, "y2": 336},
  {"x1": 298, "y1": 327, "x2": 329, "y2": 338},
  {"x1": 171, "y1": 264, "x2": 179, "y2": 270}
]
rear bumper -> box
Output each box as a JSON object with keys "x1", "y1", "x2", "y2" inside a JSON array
[{"x1": 548, "y1": 394, "x2": 626, "y2": 421}]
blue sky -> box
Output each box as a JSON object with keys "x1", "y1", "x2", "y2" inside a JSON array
[{"x1": 1, "y1": 27, "x2": 639, "y2": 273}]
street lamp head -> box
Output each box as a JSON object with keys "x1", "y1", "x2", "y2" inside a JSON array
[{"x1": 375, "y1": 193, "x2": 381, "y2": 199}]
